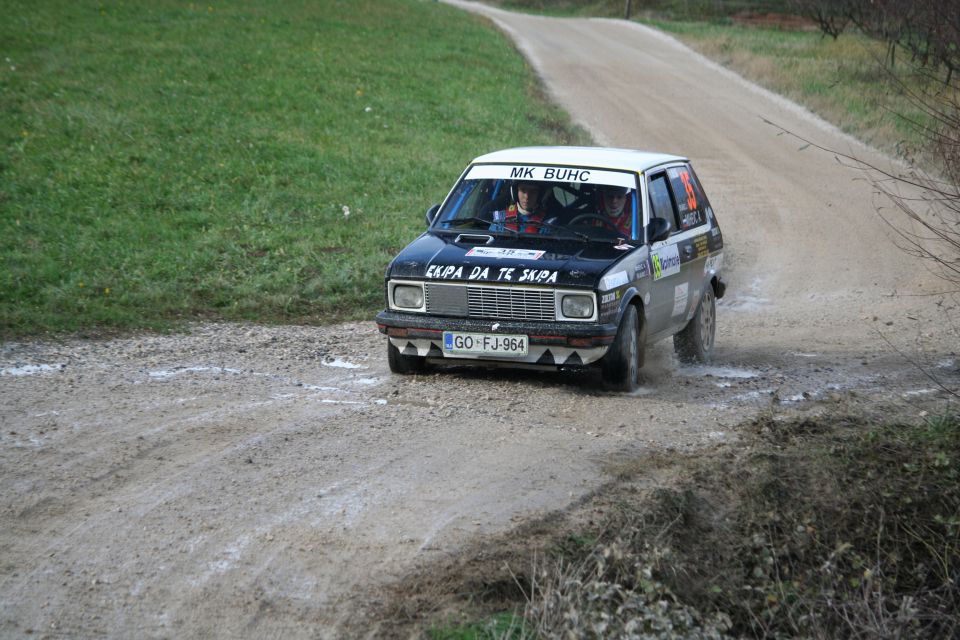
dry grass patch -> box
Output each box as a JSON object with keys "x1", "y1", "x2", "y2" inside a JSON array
[{"x1": 652, "y1": 21, "x2": 957, "y2": 172}]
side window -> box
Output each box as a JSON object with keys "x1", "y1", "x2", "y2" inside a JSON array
[
  {"x1": 647, "y1": 173, "x2": 678, "y2": 234},
  {"x1": 666, "y1": 165, "x2": 707, "y2": 232}
]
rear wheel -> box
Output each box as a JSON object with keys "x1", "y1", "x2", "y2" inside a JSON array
[
  {"x1": 387, "y1": 340, "x2": 427, "y2": 374},
  {"x1": 674, "y1": 285, "x2": 716, "y2": 363},
  {"x1": 601, "y1": 304, "x2": 643, "y2": 392}
]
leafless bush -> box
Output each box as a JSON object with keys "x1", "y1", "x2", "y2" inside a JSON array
[
  {"x1": 765, "y1": 57, "x2": 959, "y2": 293},
  {"x1": 866, "y1": 82, "x2": 960, "y2": 292},
  {"x1": 791, "y1": 0, "x2": 960, "y2": 80},
  {"x1": 789, "y1": 0, "x2": 851, "y2": 39},
  {"x1": 515, "y1": 542, "x2": 733, "y2": 639},
  {"x1": 853, "y1": 83, "x2": 957, "y2": 290}
]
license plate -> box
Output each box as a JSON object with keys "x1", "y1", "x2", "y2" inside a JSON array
[{"x1": 443, "y1": 332, "x2": 528, "y2": 356}]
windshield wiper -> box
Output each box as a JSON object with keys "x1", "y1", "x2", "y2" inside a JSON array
[
  {"x1": 436, "y1": 218, "x2": 517, "y2": 235},
  {"x1": 444, "y1": 217, "x2": 590, "y2": 241},
  {"x1": 456, "y1": 217, "x2": 499, "y2": 229}
]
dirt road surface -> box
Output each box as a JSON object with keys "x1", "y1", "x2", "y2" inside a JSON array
[{"x1": 2, "y1": 3, "x2": 957, "y2": 638}]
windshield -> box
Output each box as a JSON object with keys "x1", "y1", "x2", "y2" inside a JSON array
[{"x1": 434, "y1": 164, "x2": 639, "y2": 241}]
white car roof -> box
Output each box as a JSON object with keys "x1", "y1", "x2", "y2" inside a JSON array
[{"x1": 471, "y1": 146, "x2": 687, "y2": 173}]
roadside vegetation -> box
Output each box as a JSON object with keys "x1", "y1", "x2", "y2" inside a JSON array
[
  {"x1": 497, "y1": 0, "x2": 954, "y2": 174},
  {"x1": 0, "y1": 0, "x2": 588, "y2": 337},
  {"x1": 422, "y1": 410, "x2": 960, "y2": 639},
  {"x1": 648, "y1": 21, "x2": 946, "y2": 167},
  {"x1": 490, "y1": 0, "x2": 794, "y2": 19}
]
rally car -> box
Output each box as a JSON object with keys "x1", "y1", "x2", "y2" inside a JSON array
[{"x1": 375, "y1": 146, "x2": 726, "y2": 391}]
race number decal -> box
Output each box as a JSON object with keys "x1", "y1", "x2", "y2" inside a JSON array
[
  {"x1": 679, "y1": 170, "x2": 697, "y2": 211},
  {"x1": 667, "y1": 166, "x2": 706, "y2": 230}
]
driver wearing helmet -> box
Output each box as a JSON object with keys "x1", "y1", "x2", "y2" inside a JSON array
[
  {"x1": 490, "y1": 181, "x2": 549, "y2": 234},
  {"x1": 598, "y1": 185, "x2": 632, "y2": 237}
]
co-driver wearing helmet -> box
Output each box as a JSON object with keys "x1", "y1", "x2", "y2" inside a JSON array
[
  {"x1": 598, "y1": 185, "x2": 633, "y2": 237},
  {"x1": 490, "y1": 181, "x2": 549, "y2": 234}
]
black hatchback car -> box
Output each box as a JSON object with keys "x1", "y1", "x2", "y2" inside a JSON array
[{"x1": 375, "y1": 146, "x2": 726, "y2": 391}]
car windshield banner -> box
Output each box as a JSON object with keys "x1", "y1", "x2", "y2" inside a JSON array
[{"x1": 466, "y1": 164, "x2": 636, "y2": 188}]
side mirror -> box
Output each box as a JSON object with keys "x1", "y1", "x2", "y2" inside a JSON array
[
  {"x1": 646, "y1": 217, "x2": 671, "y2": 244},
  {"x1": 425, "y1": 204, "x2": 441, "y2": 227}
]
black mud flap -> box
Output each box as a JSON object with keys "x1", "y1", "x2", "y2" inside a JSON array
[{"x1": 715, "y1": 277, "x2": 727, "y2": 299}]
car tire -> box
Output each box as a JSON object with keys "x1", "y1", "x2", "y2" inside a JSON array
[
  {"x1": 387, "y1": 340, "x2": 427, "y2": 374},
  {"x1": 674, "y1": 285, "x2": 716, "y2": 364},
  {"x1": 602, "y1": 304, "x2": 642, "y2": 392}
]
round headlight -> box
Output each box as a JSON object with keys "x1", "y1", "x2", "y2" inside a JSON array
[
  {"x1": 393, "y1": 284, "x2": 424, "y2": 309},
  {"x1": 561, "y1": 294, "x2": 594, "y2": 319}
]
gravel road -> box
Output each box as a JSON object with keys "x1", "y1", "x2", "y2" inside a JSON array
[{"x1": 2, "y1": 3, "x2": 957, "y2": 638}]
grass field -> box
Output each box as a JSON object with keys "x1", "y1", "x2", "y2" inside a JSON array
[
  {"x1": 3, "y1": 1, "x2": 949, "y2": 337},
  {"x1": 0, "y1": 0, "x2": 587, "y2": 336}
]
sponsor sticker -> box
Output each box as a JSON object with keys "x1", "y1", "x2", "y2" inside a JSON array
[
  {"x1": 600, "y1": 270, "x2": 629, "y2": 291},
  {"x1": 680, "y1": 209, "x2": 706, "y2": 230},
  {"x1": 704, "y1": 253, "x2": 724, "y2": 275},
  {"x1": 672, "y1": 283, "x2": 689, "y2": 317},
  {"x1": 651, "y1": 245, "x2": 681, "y2": 280},
  {"x1": 635, "y1": 259, "x2": 651, "y2": 279},
  {"x1": 466, "y1": 164, "x2": 636, "y2": 188},
  {"x1": 465, "y1": 247, "x2": 545, "y2": 260},
  {"x1": 694, "y1": 235, "x2": 708, "y2": 258},
  {"x1": 425, "y1": 263, "x2": 557, "y2": 283},
  {"x1": 687, "y1": 287, "x2": 701, "y2": 321}
]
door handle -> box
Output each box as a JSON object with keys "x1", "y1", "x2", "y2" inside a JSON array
[{"x1": 682, "y1": 245, "x2": 694, "y2": 258}]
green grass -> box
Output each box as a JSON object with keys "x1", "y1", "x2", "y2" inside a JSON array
[
  {"x1": 0, "y1": 0, "x2": 588, "y2": 337},
  {"x1": 5, "y1": 1, "x2": 949, "y2": 337},
  {"x1": 430, "y1": 612, "x2": 526, "y2": 640}
]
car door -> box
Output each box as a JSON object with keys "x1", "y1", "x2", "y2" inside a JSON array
[
  {"x1": 664, "y1": 163, "x2": 712, "y2": 330},
  {"x1": 644, "y1": 170, "x2": 685, "y2": 339}
]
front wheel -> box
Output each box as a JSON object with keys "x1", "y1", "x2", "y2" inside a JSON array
[
  {"x1": 601, "y1": 304, "x2": 644, "y2": 392},
  {"x1": 387, "y1": 340, "x2": 427, "y2": 374},
  {"x1": 674, "y1": 285, "x2": 716, "y2": 363}
]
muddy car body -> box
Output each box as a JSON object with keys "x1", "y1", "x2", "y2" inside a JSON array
[{"x1": 375, "y1": 146, "x2": 726, "y2": 390}]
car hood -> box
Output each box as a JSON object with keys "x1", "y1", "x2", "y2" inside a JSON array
[{"x1": 387, "y1": 232, "x2": 644, "y2": 288}]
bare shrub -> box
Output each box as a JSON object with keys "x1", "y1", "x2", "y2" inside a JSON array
[
  {"x1": 517, "y1": 542, "x2": 733, "y2": 639},
  {"x1": 789, "y1": 0, "x2": 852, "y2": 39},
  {"x1": 765, "y1": 59, "x2": 959, "y2": 295},
  {"x1": 793, "y1": 0, "x2": 960, "y2": 79}
]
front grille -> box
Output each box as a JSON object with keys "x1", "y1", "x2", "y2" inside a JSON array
[
  {"x1": 425, "y1": 283, "x2": 556, "y2": 321},
  {"x1": 424, "y1": 282, "x2": 468, "y2": 316},
  {"x1": 467, "y1": 286, "x2": 556, "y2": 320}
]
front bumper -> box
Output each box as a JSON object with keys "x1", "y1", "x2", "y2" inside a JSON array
[{"x1": 375, "y1": 310, "x2": 619, "y2": 367}]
